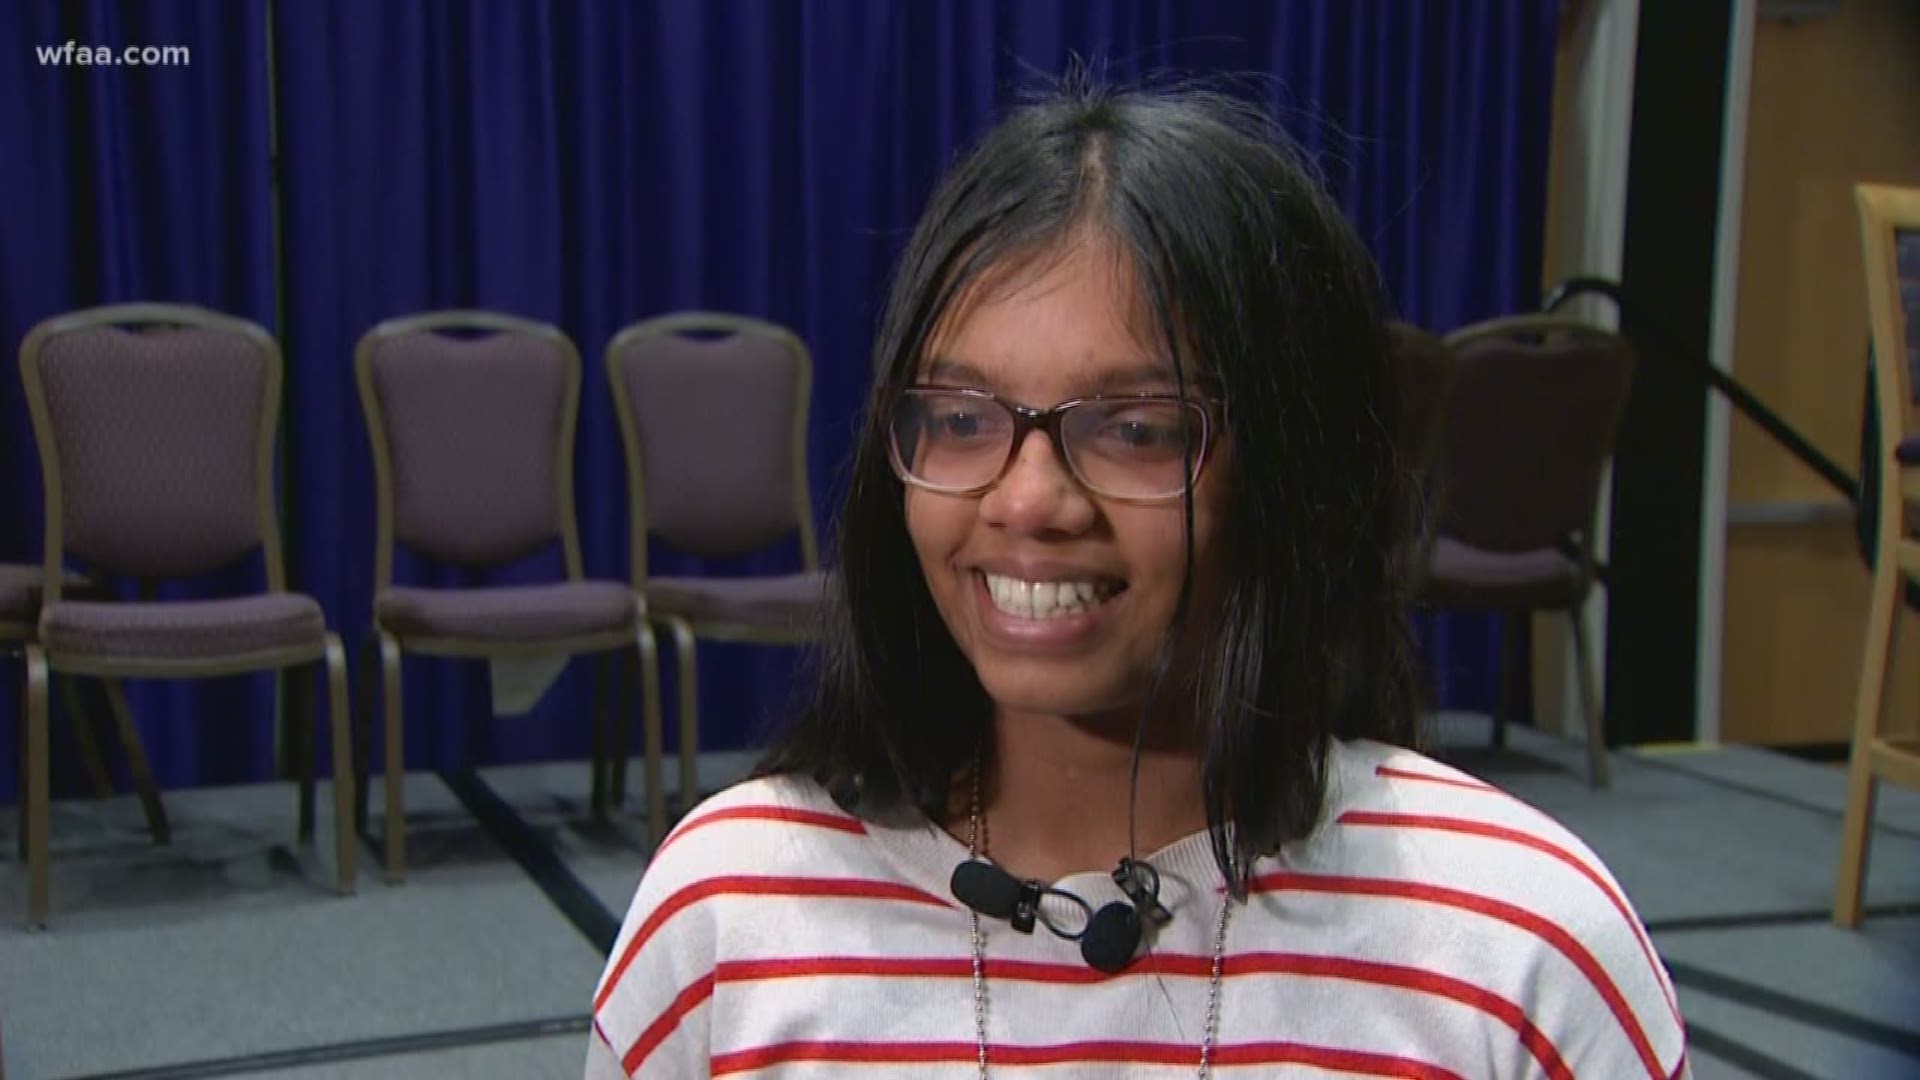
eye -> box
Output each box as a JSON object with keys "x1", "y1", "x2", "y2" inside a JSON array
[
  {"x1": 918, "y1": 398, "x2": 1009, "y2": 444},
  {"x1": 934, "y1": 407, "x2": 984, "y2": 438},
  {"x1": 1102, "y1": 416, "x2": 1178, "y2": 447},
  {"x1": 1091, "y1": 408, "x2": 1190, "y2": 456}
]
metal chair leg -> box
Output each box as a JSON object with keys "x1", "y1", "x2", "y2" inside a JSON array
[
  {"x1": 102, "y1": 679, "x2": 168, "y2": 845},
  {"x1": 1836, "y1": 554, "x2": 1898, "y2": 927},
  {"x1": 1493, "y1": 611, "x2": 1528, "y2": 751},
  {"x1": 26, "y1": 644, "x2": 51, "y2": 926},
  {"x1": 588, "y1": 652, "x2": 612, "y2": 822},
  {"x1": 379, "y1": 631, "x2": 406, "y2": 883},
  {"x1": 353, "y1": 633, "x2": 378, "y2": 837},
  {"x1": 15, "y1": 691, "x2": 25, "y2": 863},
  {"x1": 665, "y1": 616, "x2": 700, "y2": 818},
  {"x1": 1568, "y1": 605, "x2": 1610, "y2": 790},
  {"x1": 639, "y1": 624, "x2": 667, "y2": 844},
  {"x1": 59, "y1": 676, "x2": 114, "y2": 799},
  {"x1": 324, "y1": 635, "x2": 357, "y2": 895},
  {"x1": 288, "y1": 665, "x2": 317, "y2": 843},
  {"x1": 611, "y1": 647, "x2": 634, "y2": 807}
]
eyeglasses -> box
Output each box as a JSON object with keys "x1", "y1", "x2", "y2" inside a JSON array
[{"x1": 886, "y1": 386, "x2": 1220, "y2": 501}]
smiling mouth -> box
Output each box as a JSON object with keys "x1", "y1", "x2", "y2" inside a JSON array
[{"x1": 978, "y1": 571, "x2": 1127, "y2": 620}]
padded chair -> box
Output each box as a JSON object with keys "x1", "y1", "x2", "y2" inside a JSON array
[
  {"x1": 607, "y1": 313, "x2": 827, "y2": 823},
  {"x1": 1836, "y1": 182, "x2": 1920, "y2": 928},
  {"x1": 1418, "y1": 314, "x2": 1635, "y2": 788},
  {"x1": 17, "y1": 303, "x2": 355, "y2": 926},
  {"x1": 356, "y1": 311, "x2": 664, "y2": 870}
]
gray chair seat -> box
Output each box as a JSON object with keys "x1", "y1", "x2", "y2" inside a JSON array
[
  {"x1": 0, "y1": 565, "x2": 96, "y2": 625},
  {"x1": 1420, "y1": 536, "x2": 1581, "y2": 610},
  {"x1": 375, "y1": 581, "x2": 636, "y2": 642},
  {"x1": 645, "y1": 570, "x2": 827, "y2": 632},
  {"x1": 39, "y1": 593, "x2": 326, "y2": 661}
]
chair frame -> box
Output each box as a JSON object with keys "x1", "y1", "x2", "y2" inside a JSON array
[
  {"x1": 356, "y1": 310, "x2": 664, "y2": 869},
  {"x1": 3, "y1": 568, "x2": 166, "y2": 855},
  {"x1": 1434, "y1": 313, "x2": 1631, "y2": 788},
  {"x1": 606, "y1": 312, "x2": 820, "y2": 825},
  {"x1": 1836, "y1": 183, "x2": 1920, "y2": 928},
  {"x1": 17, "y1": 302, "x2": 355, "y2": 926}
]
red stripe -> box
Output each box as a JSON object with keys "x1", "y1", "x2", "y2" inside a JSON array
[
  {"x1": 1228, "y1": 953, "x2": 1571, "y2": 1080},
  {"x1": 1338, "y1": 809, "x2": 1684, "y2": 1027},
  {"x1": 653, "y1": 805, "x2": 865, "y2": 860},
  {"x1": 593, "y1": 875, "x2": 948, "y2": 1013},
  {"x1": 713, "y1": 1040, "x2": 977, "y2": 1072},
  {"x1": 1252, "y1": 871, "x2": 1668, "y2": 1080},
  {"x1": 716, "y1": 954, "x2": 1226, "y2": 985},
  {"x1": 713, "y1": 1039, "x2": 1464, "y2": 1077},
  {"x1": 717, "y1": 955, "x2": 1178, "y2": 985},
  {"x1": 711, "y1": 952, "x2": 1568, "y2": 1078},
  {"x1": 621, "y1": 971, "x2": 714, "y2": 1075},
  {"x1": 1376, "y1": 764, "x2": 1498, "y2": 792},
  {"x1": 1212, "y1": 1042, "x2": 1468, "y2": 1078}
]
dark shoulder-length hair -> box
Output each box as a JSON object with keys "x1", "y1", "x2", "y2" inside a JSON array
[{"x1": 758, "y1": 78, "x2": 1420, "y2": 895}]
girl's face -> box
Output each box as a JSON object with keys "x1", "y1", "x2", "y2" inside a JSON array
[{"x1": 901, "y1": 239, "x2": 1233, "y2": 730}]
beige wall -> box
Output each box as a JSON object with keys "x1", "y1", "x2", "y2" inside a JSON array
[
  {"x1": 1721, "y1": 0, "x2": 1920, "y2": 745},
  {"x1": 1535, "y1": 0, "x2": 1637, "y2": 741}
]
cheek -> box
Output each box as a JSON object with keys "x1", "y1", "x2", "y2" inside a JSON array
[{"x1": 903, "y1": 491, "x2": 967, "y2": 575}]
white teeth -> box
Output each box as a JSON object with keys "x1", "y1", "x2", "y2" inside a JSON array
[
  {"x1": 1031, "y1": 582, "x2": 1059, "y2": 615},
  {"x1": 981, "y1": 573, "x2": 1117, "y2": 620}
]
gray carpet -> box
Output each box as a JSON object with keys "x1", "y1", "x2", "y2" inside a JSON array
[
  {"x1": 1, "y1": 724, "x2": 1915, "y2": 1080},
  {"x1": 227, "y1": 1034, "x2": 586, "y2": 1080}
]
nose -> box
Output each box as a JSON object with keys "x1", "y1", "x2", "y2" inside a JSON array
[{"x1": 979, "y1": 430, "x2": 1097, "y2": 536}]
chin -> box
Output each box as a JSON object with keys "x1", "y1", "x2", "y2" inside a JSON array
[{"x1": 973, "y1": 662, "x2": 1141, "y2": 727}]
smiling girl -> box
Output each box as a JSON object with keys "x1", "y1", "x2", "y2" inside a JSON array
[{"x1": 587, "y1": 81, "x2": 1689, "y2": 1080}]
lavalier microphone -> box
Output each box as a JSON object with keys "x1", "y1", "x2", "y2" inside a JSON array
[{"x1": 950, "y1": 856, "x2": 1166, "y2": 973}]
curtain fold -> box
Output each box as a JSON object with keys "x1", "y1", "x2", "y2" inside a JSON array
[{"x1": 0, "y1": 0, "x2": 1559, "y2": 800}]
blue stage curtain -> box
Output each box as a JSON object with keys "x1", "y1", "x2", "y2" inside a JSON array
[
  {"x1": 1, "y1": 1, "x2": 1558, "y2": 801},
  {"x1": 0, "y1": 0, "x2": 277, "y2": 803}
]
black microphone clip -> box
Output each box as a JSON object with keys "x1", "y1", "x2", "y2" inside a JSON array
[
  {"x1": 1010, "y1": 879, "x2": 1043, "y2": 934},
  {"x1": 1112, "y1": 857, "x2": 1173, "y2": 929},
  {"x1": 951, "y1": 858, "x2": 1048, "y2": 936}
]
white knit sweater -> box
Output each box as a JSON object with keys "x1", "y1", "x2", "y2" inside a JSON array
[{"x1": 587, "y1": 739, "x2": 1690, "y2": 1078}]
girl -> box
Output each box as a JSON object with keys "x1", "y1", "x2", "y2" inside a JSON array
[{"x1": 588, "y1": 81, "x2": 1689, "y2": 1080}]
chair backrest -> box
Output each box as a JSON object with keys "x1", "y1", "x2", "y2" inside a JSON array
[
  {"x1": 607, "y1": 312, "x2": 817, "y2": 577},
  {"x1": 356, "y1": 311, "x2": 584, "y2": 584},
  {"x1": 1857, "y1": 183, "x2": 1920, "y2": 536},
  {"x1": 18, "y1": 303, "x2": 285, "y2": 595},
  {"x1": 1434, "y1": 314, "x2": 1635, "y2": 554},
  {"x1": 1388, "y1": 320, "x2": 1456, "y2": 479}
]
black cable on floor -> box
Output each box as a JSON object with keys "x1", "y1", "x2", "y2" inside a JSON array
[
  {"x1": 1647, "y1": 901, "x2": 1920, "y2": 934},
  {"x1": 440, "y1": 768, "x2": 621, "y2": 956},
  {"x1": 60, "y1": 1016, "x2": 589, "y2": 1080},
  {"x1": 1667, "y1": 960, "x2": 1920, "y2": 1058},
  {"x1": 1684, "y1": 1023, "x2": 1829, "y2": 1080},
  {"x1": 1626, "y1": 751, "x2": 1920, "y2": 843}
]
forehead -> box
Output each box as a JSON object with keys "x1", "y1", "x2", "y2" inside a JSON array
[{"x1": 920, "y1": 241, "x2": 1176, "y2": 399}]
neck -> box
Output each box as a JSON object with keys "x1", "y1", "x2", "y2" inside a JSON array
[{"x1": 961, "y1": 706, "x2": 1208, "y2": 885}]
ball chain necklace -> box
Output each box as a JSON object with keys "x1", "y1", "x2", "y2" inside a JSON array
[{"x1": 964, "y1": 765, "x2": 1234, "y2": 1079}]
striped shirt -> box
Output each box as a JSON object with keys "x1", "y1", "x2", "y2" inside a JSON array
[{"x1": 586, "y1": 739, "x2": 1690, "y2": 1078}]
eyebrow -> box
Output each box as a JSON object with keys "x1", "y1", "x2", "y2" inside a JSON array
[{"x1": 922, "y1": 356, "x2": 1186, "y2": 395}]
